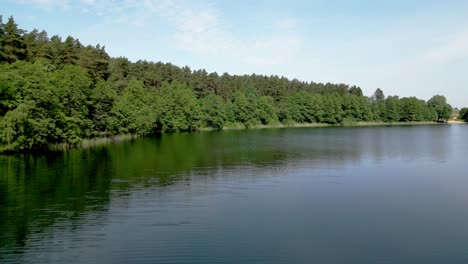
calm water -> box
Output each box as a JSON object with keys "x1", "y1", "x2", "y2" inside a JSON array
[{"x1": 1, "y1": 125, "x2": 468, "y2": 263}]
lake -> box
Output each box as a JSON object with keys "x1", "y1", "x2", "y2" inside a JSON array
[{"x1": 1, "y1": 125, "x2": 468, "y2": 263}]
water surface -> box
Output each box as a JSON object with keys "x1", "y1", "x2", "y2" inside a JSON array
[{"x1": 1, "y1": 125, "x2": 468, "y2": 263}]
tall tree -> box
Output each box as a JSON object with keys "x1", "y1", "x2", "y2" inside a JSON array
[
  {"x1": 256, "y1": 96, "x2": 278, "y2": 125},
  {"x1": 385, "y1": 96, "x2": 400, "y2": 122},
  {"x1": 0, "y1": 16, "x2": 5, "y2": 62},
  {"x1": 427, "y1": 95, "x2": 452, "y2": 122},
  {"x1": 372, "y1": 100, "x2": 387, "y2": 121},
  {"x1": 89, "y1": 81, "x2": 117, "y2": 135},
  {"x1": 348, "y1": 86, "x2": 363, "y2": 97},
  {"x1": 373, "y1": 88, "x2": 385, "y2": 101},
  {"x1": 23, "y1": 28, "x2": 38, "y2": 61},
  {"x1": 2, "y1": 16, "x2": 25, "y2": 63},
  {"x1": 63, "y1": 36, "x2": 78, "y2": 65},
  {"x1": 48, "y1": 35, "x2": 64, "y2": 66}
]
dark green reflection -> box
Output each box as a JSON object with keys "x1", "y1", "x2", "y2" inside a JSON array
[
  {"x1": 0, "y1": 129, "x2": 295, "y2": 252},
  {"x1": 0, "y1": 148, "x2": 113, "y2": 250}
]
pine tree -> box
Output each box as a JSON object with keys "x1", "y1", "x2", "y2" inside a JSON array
[
  {"x1": 0, "y1": 16, "x2": 6, "y2": 62},
  {"x1": 48, "y1": 35, "x2": 64, "y2": 66},
  {"x1": 2, "y1": 16, "x2": 25, "y2": 63},
  {"x1": 36, "y1": 30, "x2": 50, "y2": 59},
  {"x1": 63, "y1": 36, "x2": 78, "y2": 65},
  {"x1": 348, "y1": 86, "x2": 363, "y2": 97}
]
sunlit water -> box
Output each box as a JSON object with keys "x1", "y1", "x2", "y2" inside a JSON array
[{"x1": 1, "y1": 125, "x2": 468, "y2": 263}]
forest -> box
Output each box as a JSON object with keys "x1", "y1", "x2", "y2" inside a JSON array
[{"x1": 0, "y1": 15, "x2": 456, "y2": 152}]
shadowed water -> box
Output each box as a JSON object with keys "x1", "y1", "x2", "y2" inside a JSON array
[{"x1": 1, "y1": 125, "x2": 468, "y2": 263}]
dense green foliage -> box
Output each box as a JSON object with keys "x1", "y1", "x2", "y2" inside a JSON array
[
  {"x1": 459, "y1": 108, "x2": 468, "y2": 122},
  {"x1": 427, "y1": 95, "x2": 453, "y2": 122},
  {"x1": 0, "y1": 16, "x2": 454, "y2": 152}
]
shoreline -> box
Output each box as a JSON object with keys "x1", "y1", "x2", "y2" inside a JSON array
[
  {"x1": 0, "y1": 121, "x2": 448, "y2": 154},
  {"x1": 199, "y1": 121, "x2": 442, "y2": 132},
  {"x1": 47, "y1": 134, "x2": 139, "y2": 152}
]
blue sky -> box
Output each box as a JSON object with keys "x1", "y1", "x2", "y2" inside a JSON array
[{"x1": 2, "y1": 0, "x2": 468, "y2": 107}]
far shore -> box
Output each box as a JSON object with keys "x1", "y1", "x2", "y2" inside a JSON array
[
  {"x1": 198, "y1": 121, "x2": 442, "y2": 132},
  {"x1": 58, "y1": 121, "x2": 446, "y2": 150}
]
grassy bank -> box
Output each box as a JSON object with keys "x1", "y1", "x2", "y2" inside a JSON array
[{"x1": 47, "y1": 134, "x2": 139, "y2": 152}]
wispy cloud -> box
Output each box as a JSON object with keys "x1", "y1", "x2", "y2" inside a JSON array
[{"x1": 143, "y1": 0, "x2": 304, "y2": 66}]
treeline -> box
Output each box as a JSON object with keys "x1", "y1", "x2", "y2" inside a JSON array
[{"x1": 0, "y1": 15, "x2": 455, "y2": 152}]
